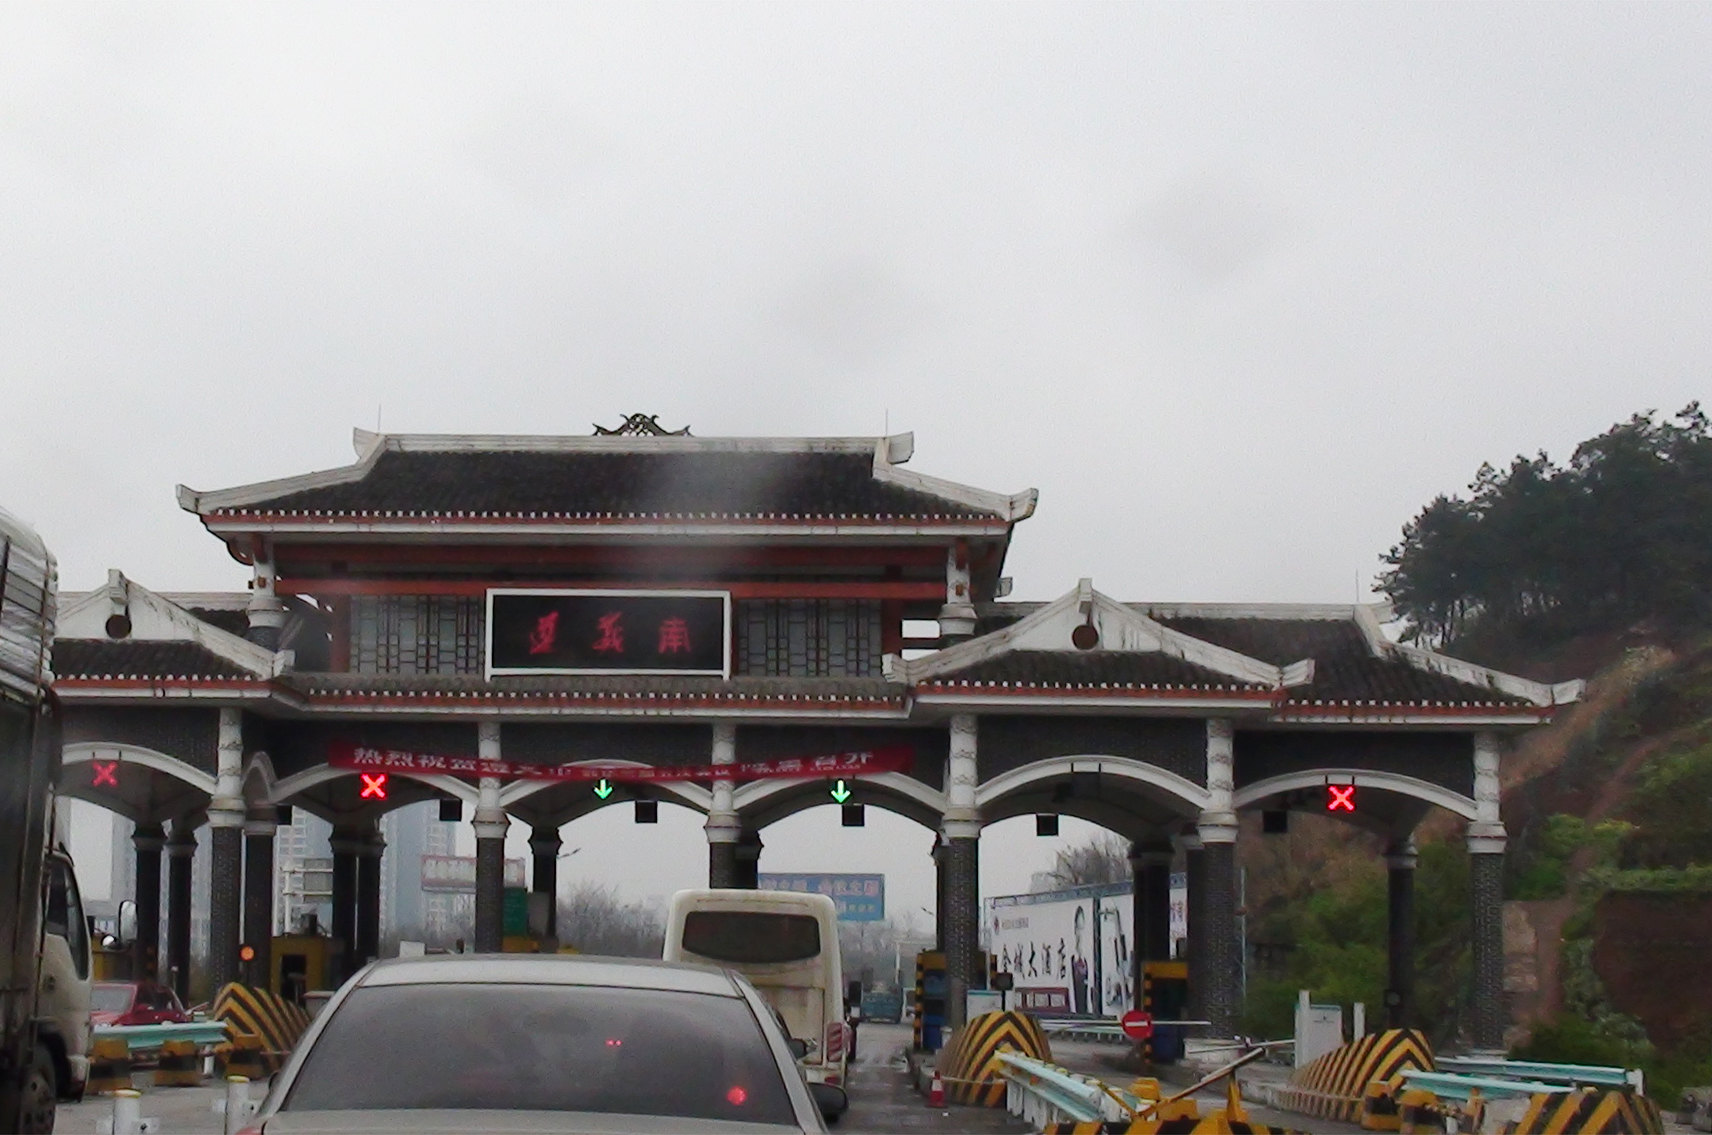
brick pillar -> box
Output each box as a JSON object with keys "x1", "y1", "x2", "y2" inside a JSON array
[
  {"x1": 474, "y1": 721, "x2": 507, "y2": 952},
  {"x1": 242, "y1": 812, "x2": 276, "y2": 985},
  {"x1": 132, "y1": 822, "x2": 165, "y2": 980},
  {"x1": 1129, "y1": 841, "x2": 1173, "y2": 1010},
  {"x1": 329, "y1": 831, "x2": 361, "y2": 976},
  {"x1": 166, "y1": 824, "x2": 196, "y2": 1005},
  {"x1": 733, "y1": 829, "x2": 763, "y2": 889},
  {"x1": 942, "y1": 713, "x2": 980, "y2": 1030},
  {"x1": 932, "y1": 840, "x2": 947, "y2": 951},
  {"x1": 357, "y1": 830, "x2": 384, "y2": 965},
  {"x1": 529, "y1": 828, "x2": 560, "y2": 941},
  {"x1": 706, "y1": 723, "x2": 741, "y2": 888},
  {"x1": 1198, "y1": 836, "x2": 1240, "y2": 1038},
  {"x1": 1386, "y1": 838, "x2": 1417, "y2": 1028},
  {"x1": 1469, "y1": 731, "x2": 1508, "y2": 1052},
  {"x1": 1180, "y1": 832, "x2": 1205, "y2": 1022}
]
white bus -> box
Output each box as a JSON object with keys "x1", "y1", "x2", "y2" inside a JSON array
[{"x1": 664, "y1": 889, "x2": 852, "y2": 1089}]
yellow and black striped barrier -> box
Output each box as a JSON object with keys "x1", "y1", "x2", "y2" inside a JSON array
[
  {"x1": 1271, "y1": 1028, "x2": 1434, "y2": 1127},
  {"x1": 211, "y1": 982, "x2": 312, "y2": 1076},
  {"x1": 86, "y1": 1036, "x2": 133, "y2": 1094},
  {"x1": 935, "y1": 1010, "x2": 1053, "y2": 1106},
  {"x1": 1499, "y1": 1087, "x2": 1664, "y2": 1134},
  {"x1": 152, "y1": 1038, "x2": 203, "y2": 1087}
]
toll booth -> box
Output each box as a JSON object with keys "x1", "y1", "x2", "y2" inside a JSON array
[
  {"x1": 912, "y1": 949, "x2": 990, "y2": 1052},
  {"x1": 1142, "y1": 960, "x2": 1188, "y2": 1064},
  {"x1": 271, "y1": 934, "x2": 341, "y2": 1004}
]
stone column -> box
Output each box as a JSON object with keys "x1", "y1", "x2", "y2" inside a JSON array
[
  {"x1": 1386, "y1": 837, "x2": 1417, "y2": 1028},
  {"x1": 1129, "y1": 841, "x2": 1173, "y2": 1009},
  {"x1": 474, "y1": 721, "x2": 507, "y2": 952},
  {"x1": 166, "y1": 823, "x2": 196, "y2": 1005},
  {"x1": 705, "y1": 723, "x2": 741, "y2": 888},
  {"x1": 942, "y1": 713, "x2": 981, "y2": 1030},
  {"x1": 242, "y1": 810, "x2": 276, "y2": 985},
  {"x1": 245, "y1": 556, "x2": 286, "y2": 651},
  {"x1": 1468, "y1": 731, "x2": 1508, "y2": 1051},
  {"x1": 329, "y1": 830, "x2": 362, "y2": 978},
  {"x1": 206, "y1": 709, "x2": 246, "y2": 992},
  {"x1": 356, "y1": 830, "x2": 384, "y2": 965},
  {"x1": 132, "y1": 822, "x2": 165, "y2": 980},
  {"x1": 1198, "y1": 719, "x2": 1241, "y2": 1039},
  {"x1": 529, "y1": 827, "x2": 560, "y2": 941},
  {"x1": 938, "y1": 543, "x2": 977, "y2": 642},
  {"x1": 734, "y1": 829, "x2": 763, "y2": 890}
]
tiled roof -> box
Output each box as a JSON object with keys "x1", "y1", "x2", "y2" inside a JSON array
[
  {"x1": 915, "y1": 651, "x2": 1272, "y2": 693},
  {"x1": 184, "y1": 606, "x2": 250, "y2": 638},
  {"x1": 204, "y1": 451, "x2": 1003, "y2": 521},
  {"x1": 1152, "y1": 616, "x2": 1533, "y2": 707},
  {"x1": 53, "y1": 640, "x2": 257, "y2": 681}
]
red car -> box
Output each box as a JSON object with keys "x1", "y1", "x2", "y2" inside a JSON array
[{"x1": 90, "y1": 981, "x2": 191, "y2": 1028}]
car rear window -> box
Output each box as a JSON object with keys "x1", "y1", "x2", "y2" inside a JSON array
[
  {"x1": 282, "y1": 982, "x2": 796, "y2": 1124},
  {"x1": 91, "y1": 985, "x2": 132, "y2": 1014},
  {"x1": 681, "y1": 911, "x2": 821, "y2": 964}
]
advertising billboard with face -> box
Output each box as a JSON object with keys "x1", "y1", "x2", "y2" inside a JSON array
[{"x1": 985, "y1": 876, "x2": 1188, "y2": 1018}]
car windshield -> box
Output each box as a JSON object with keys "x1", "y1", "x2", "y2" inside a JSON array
[
  {"x1": 91, "y1": 985, "x2": 134, "y2": 1014},
  {"x1": 282, "y1": 982, "x2": 797, "y2": 1123}
]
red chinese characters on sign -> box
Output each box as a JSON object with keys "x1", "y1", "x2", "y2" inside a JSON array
[
  {"x1": 657, "y1": 617, "x2": 691, "y2": 654},
  {"x1": 328, "y1": 742, "x2": 914, "y2": 785},
  {"x1": 592, "y1": 611, "x2": 625, "y2": 654},
  {"x1": 528, "y1": 612, "x2": 559, "y2": 655}
]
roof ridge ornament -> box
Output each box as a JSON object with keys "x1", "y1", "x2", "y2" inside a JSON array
[{"x1": 593, "y1": 413, "x2": 691, "y2": 437}]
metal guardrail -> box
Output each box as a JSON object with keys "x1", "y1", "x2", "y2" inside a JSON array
[
  {"x1": 93, "y1": 1021, "x2": 231, "y2": 1053},
  {"x1": 1436, "y1": 1056, "x2": 1643, "y2": 1092},
  {"x1": 994, "y1": 1052, "x2": 1117, "y2": 1126},
  {"x1": 1401, "y1": 1069, "x2": 1573, "y2": 1101}
]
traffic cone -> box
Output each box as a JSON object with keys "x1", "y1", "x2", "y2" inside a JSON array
[{"x1": 927, "y1": 1070, "x2": 946, "y2": 1108}]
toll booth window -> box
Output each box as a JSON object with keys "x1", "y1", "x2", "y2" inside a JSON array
[
  {"x1": 680, "y1": 912, "x2": 821, "y2": 964},
  {"x1": 282, "y1": 983, "x2": 797, "y2": 1123}
]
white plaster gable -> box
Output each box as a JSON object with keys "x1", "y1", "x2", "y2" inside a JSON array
[
  {"x1": 1348, "y1": 604, "x2": 1583, "y2": 707},
  {"x1": 57, "y1": 572, "x2": 289, "y2": 677},
  {"x1": 887, "y1": 579, "x2": 1311, "y2": 687}
]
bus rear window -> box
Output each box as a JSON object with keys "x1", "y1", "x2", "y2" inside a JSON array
[{"x1": 680, "y1": 911, "x2": 821, "y2": 964}]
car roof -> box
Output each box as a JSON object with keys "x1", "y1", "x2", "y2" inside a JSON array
[{"x1": 352, "y1": 953, "x2": 748, "y2": 997}]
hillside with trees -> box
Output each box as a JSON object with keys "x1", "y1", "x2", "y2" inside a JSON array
[{"x1": 1234, "y1": 406, "x2": 1712, "y2": 1100}]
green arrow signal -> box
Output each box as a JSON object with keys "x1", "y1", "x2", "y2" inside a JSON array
[
  {"x1": 829, "y1": 780, "x2": 851, "y2": 804},
  {"x1": 594, "y1": 779, "x2": 613, "y2": 800}
]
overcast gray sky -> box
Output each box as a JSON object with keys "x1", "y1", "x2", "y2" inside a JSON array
[{"x1": 14, "y1": 3, "x2": 1710, "y2": 922}]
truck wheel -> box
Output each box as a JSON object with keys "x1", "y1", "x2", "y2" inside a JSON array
[{"x1": 15, "y1": 1045, "x2": 57, "y2": 1135}]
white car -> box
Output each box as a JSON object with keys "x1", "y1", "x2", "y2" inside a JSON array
[{"x1": 241, "y1": 953, "x2": 847, "y2": 1134}]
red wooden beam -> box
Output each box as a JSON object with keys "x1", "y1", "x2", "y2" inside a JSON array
[
  {"x1": 272, "y1": 543, "x2": 952, "y2": 571},
  {"x1": 279, "y1": 578, "x2": 948, "y2": 600}
]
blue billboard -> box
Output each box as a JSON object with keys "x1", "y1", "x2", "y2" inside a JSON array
[{"x1": 757, "y1": 872, "x2": 885, "y2": 921}]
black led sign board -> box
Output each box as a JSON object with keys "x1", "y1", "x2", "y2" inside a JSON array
[{"x1": 486, "y1": 589, "x2": 731, "y2": 678}]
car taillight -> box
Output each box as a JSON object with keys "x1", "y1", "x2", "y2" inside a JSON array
[{"x1": 823, "y1": 1021, "x2": 846, "y2": 1063}]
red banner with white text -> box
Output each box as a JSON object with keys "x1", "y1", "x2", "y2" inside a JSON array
[{"x1": 327, "y1": 741, "x2": 914, "y2": 784}]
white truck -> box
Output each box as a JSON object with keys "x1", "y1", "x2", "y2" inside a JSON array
[{"x1": 1, "y1": 507, "x2": 93, "y2": 1133}]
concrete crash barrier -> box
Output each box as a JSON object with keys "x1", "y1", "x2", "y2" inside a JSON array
[
  {"x1": 1498, "y1": 1087, "x2": 1664, "y2": 1134},
  {"x1": 152, "y1": 1038, "x2": 204, "y2": 1087},
  {"x1": 86, "y1": 1036, "x2": 134, "y2": 1094},
  {"x1": 210, "y1": 983, "x2": 312, "y2": 1076},
  {"x1": 1269, "y1": 1028, "x2": 1434, "y2": 1128},
  {"x1": 936, "y1": 1010, "x2": 1053, "y2": 1107}
]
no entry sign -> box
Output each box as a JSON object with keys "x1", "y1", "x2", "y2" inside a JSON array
[
  {"x1": 327, "y1": 741, "x2": 914, "y2": 784},
  {"x1": 1120, "y1": 1010, "x2": 1153, "y2": 1041}
]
